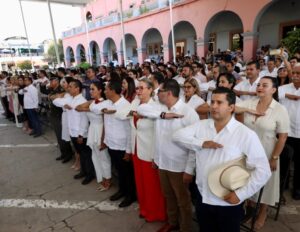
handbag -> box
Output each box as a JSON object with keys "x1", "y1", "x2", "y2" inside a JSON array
[{"x1": 17, "y1": 113, "x2": 26, "y2": 123}]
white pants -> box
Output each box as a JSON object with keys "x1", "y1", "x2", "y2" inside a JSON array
[{"x1": 91, "y1": 145, "x2": 111, "y2": 183}]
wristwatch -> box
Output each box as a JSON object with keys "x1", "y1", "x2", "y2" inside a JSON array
[{"x1": 272, "y1": 156, "x2": 279, "y2": 160}]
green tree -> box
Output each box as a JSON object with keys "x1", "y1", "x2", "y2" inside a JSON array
[
  {"x1": 46, "y1": 39, "x2": 64, "y2": 64},
  {"x1": 17, "y1": 60, "x2": 32, "y2": 70},
  {"x1": 282, "y1": 28, "x2": 300, "y2": 55}
]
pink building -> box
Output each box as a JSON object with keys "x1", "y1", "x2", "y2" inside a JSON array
[{"x1": 62, "y1": 0, "x2": 300, "y2": 67}]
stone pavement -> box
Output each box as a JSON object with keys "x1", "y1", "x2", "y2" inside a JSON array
[{"x1": 0, "y1": 114, "x2": 299, "y2": 232}]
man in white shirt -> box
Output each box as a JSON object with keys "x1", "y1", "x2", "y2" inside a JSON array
[
  {"x1": 137, "y1": 79, "x2": 199, "y2": 232},
  {"x1": 91, "y1": 80, "x2": 136, "y2": 208},
  {"x1": 65, "y1": 79, "x2": 95, "y2": 185},
  {"x1": 23, "y1": 77, "x2": 42, "y2": 137},
  {"x1": 278, "y1": 64, "x2": 300, "y2": 200},
  {"x1": 173, "y1": 87, "x2": 271, "y2": 232},
  {"x1": 234, "y1": 61, "x2": 260, "y2": 101},
  {"x1": 149, "y1": 71, "x2": 164, "y2": 102},
  {"x1": 259, "y1": 59, "x2": 278, "y2": 78}
]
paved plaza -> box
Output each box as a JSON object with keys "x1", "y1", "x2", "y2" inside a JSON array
[{"x1": 0, "y1": 114, "x2": 300, "y2": 232}]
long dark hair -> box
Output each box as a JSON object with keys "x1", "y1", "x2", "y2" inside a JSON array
[
  {"x1": 123, "y1": 76, "x2": 136, "y2": 102},
  {"x1": 261, "y1": 76, "x2": 279, "y2": 101}
]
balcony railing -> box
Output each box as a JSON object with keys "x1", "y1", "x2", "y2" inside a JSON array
[{"x1": 62, "y1": 0, "x2": 185, "y2": 39}]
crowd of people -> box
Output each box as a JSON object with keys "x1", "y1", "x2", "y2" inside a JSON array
[{"x1": 1, "y1": 47, "x2": 300, "y2": 232}]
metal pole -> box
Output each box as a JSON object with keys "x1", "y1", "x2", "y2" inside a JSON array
[
  {"x1": 83, "y1": 8, "x2": 92, "y2": 64},
  {"x1": 47, "y1": 0, "x2": 61, "y2": 67},
  {"x1": 119, "y1": 0, "x2": 127, "y2": 66},
  {"x1": 18, "y1": 0, "x2": 35, "y2": 70},
  {"x1": 169, "y1": 0, "x2": 176, "y2": 63}
]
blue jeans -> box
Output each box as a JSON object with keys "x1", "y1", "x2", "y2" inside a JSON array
[{"x1": 25, "y1": 109, "x2": 42, "y2": 134}]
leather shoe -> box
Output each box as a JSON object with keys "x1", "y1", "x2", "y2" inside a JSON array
[
  {"x1": 81, "y1": 177, "x2": 94, "y2": 185},
  {"x1": 33, "y1": 133, "x2": 42, "y2": 138},
  {"x1": 157, "y1": 223, "x2": 179, "y2": 232},
  {"x1": 109, "y1": 191, "x2": 125, "y2": 201},
  {"x1": 74, "y1": 172, "x2": 85, "y2": 179},
  {"x1": 118, "y1": 197, "x2": 136, "y2": 208},
  {"x1": 56, "y1": 156, "x2": 63, "y2": 161},
  {"x1": 292, "y1": 190, "x2": 300, "y2": 200},
  {"x1": 62, "y1": 157, "x2": 72, "y2": 163}
]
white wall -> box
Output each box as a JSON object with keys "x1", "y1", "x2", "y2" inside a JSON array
[
  {"x1": 206, "y1": 12, "x2": 243, "y2": 51},
  {"x1": 170, "y1": 23, "x2": 196, "y2": 55},
  {"x1": 257, "y1": 0, "x2": 300, "y2": 48}
]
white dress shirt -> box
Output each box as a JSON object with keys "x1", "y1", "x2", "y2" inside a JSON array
[
  {"x1": 279, "y1": 83, "x2": 300, "y2": 138},
  {"x1": 90, "y1": 96, "x2": 131, "y2": 151},
  {"x1": 23, "y1": 84, "x2": 39, "y2": 109},
  {"x1": 234, "y1": 77, "x2": 260, "y2": 101},
  {"x1": 259, "y1": 68, "x2": 278, "y2": 78},
  {"x1": 184, "y1": 94, "x2": 205, "y2": 110},
  {"x1": 64, "y1": 94, "x2": 89, "y2": 138},
  {"x1": 200, "y1": 80, "x2": 216, "y2": 102},
  {"x1": 137, "y1": 99, "x2": 199, "y2": 174},
  {"x1": 173, "y1": 117, "x2": 271, "y2": 206},
  {"x1": 53, "y1": 93, "x2": 72, "y2": 141},
  {"x1": 126, "y1": 98, "x2": 156, "y2": 162}
]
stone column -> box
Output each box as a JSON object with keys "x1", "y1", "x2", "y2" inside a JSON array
[
  {"x1": 242, "y1": 32, "x2": 259, "y2": 62},
  {"x1": 117, "y1": 50, "x2": 124, "y2": 66},
  {"x1": 137, "y1": 47, "x2": 147, "y2": 64},
  {"x1": 195, "y1": 38, "x2": 208, "y2": 59},
  {"x1": 162, "y1": 44, "x2": 171, "y2": 63}
]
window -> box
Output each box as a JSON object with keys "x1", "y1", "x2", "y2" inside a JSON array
[
  {"x1": 208, "y1": 33, "x2": 216, "y2": 52},
  {"x1": 280, "y1": 21, "x2": 300, "y2": 39},
  {"x1": 146, "y1": 43, "x2": 162, "y2": 55}
]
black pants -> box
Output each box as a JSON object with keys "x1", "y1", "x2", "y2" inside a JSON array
[
  {"x1": 108, "y1": 148, "x2": 136, "y2": 199},
  {"x1": 195, "y1": 188, "x2": 244, "y2": 232},
  {"x1": 71, "y1": 137, "x2": 95, "y2": 178},
  {"x1": 49, "y1": 115, "x2": 73, "y2": 159},
  {"x1": 1, "y1": 96, "x2": 13, "y2": 118},
  {"x1": 287, "y1": 137, "x2": 300, "y2": 192}
]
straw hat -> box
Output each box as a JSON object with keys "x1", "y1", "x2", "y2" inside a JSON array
[{"x1": 208, "y1": 156, "x2": 250, "y2": 198}]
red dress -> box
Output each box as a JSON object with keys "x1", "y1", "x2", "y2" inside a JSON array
[{"x1": 132, "y1": 115, "x2": 166, "y2": 222}]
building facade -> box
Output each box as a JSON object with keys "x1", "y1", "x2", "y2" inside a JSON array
[{"x1": 62, "y1": 0, "x2": 300, "y2": 67}]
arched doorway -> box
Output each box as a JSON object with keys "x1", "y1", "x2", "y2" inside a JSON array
[
  {"x1": 141, "y1": 28, "x2": 163, "y2": 61},
  {"x1": 89, "y1": 41, "x2": 101, "y2": 66},
  {"x1": 168, "y1": 21, "x2": 197, "y2": 59},
  {"x1": 120, "y1": 34, "x2": 138, "y2": 64},
  {"x1": 204, "y1": 11, "x2": 244, "y2": 53},
  {"x1": 103, "y1": 38, "x2": 117, "y2": 63},
  {"x1": 76, "y1": 44, "x2": 86, "y2": 63},
  {"x1": 254, "y1": 0, "x2": 300, "y2": 48},
  {"x1": 65, "y1": 46, "x2": 75, "y2": 67}
]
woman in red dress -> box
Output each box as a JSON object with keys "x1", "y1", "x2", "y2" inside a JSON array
[{"x1": 126, "y1": 78, "x2": 166, "y2": 222}]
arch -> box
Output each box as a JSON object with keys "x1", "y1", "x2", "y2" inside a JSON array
[
  {"x1": 120, "y1": 34, "x2": 138, "y2": 64},
  {"x1": 204, "y1": 11, "x2": 244, "y2": 53},
  {"x1": 103, "y1": 37, "x2": 117, "y2": 63},
  {"x1": 168, "y1": 21, "x2": 197, "y2": 58},
  {"x1": 141, "y1": 28, "x2": 163, "y2": 60},
  {"x1": 65, "y1": 46, "x2": 75, "y2": 67},
  {"x1": 86, "y1": 11, "x2": 93, "y2": 22},
  {"x1": 76, "y1": 44, "x2": 86, "y2": 63},
  {"x1": 89, "y1": 41, "x2": 101, "y2": 66},
  {"x1": 254, "y1": 0, "x2": 300, "y2": 48}
]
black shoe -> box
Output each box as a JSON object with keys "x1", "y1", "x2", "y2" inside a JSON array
[
  {"x1": 56, "y1": 156, "x2": 63, "y2": 161},
  {"x1": 81, "y1": 177, "x2": 94, "y2": 185},
  {"x1": 33, "y1": 133, "x2": 42, "y2": 138},
  {"x1": 62, "y1": 157, "x2": 72, "y2": 163},
  {"x1": 292, "y1": 190, "x2": 300, "y2": 200},
  {"x1": 74, "y1": 172, "x2": 85, "y2": 179},
  {"x1": 109, "y1": 191, "x2": 125, "y2": 201},
  {"x1": 119, "y1": 197, "x2": 136, "y2": 208}
]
